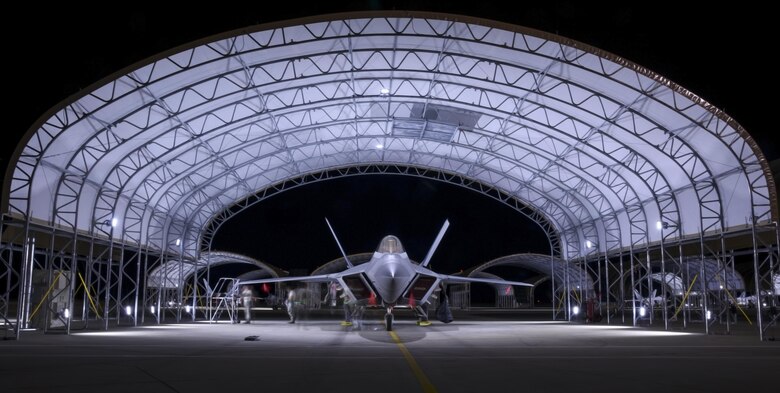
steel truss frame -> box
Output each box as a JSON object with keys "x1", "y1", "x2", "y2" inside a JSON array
[
  {"x1": 1, "y1": 13, "x2": 777, "y2": 340},
  {"x1": 572, "y1": 223, "x2": 778, "y2": 339}
]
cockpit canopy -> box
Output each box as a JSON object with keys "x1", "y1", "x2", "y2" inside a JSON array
[{"x1": 377, "y1": 235, "x2": 405, "y2": 254}]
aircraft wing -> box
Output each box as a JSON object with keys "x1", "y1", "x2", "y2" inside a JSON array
[
  {"x1": 412, "y1": 264, "x2": 533, "y2": 287},
  {"x1": 237, "y1": 262, "x2": 373, "y2": 287},
  {"x1": 238, "y1": 274, "x2": 336, "y2": 286},
  {"x1": 435, "y1": 274, "x2": 533, "y2": 287}
]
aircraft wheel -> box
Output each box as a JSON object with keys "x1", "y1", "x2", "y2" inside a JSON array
[{"x1": 385, "y1": 313, "x2": 393, "y2": 331}]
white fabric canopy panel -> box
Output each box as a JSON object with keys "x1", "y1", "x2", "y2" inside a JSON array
[{"x1": 5, "y1": 12, "x2": 774, "y2": 260}]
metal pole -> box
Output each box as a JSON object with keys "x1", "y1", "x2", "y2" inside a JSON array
[
  {"x1": 681, "y1": 243, "x2": 688, "y2": 329},
  {"x1": 750, "y1": 216, "x2": 763, "y2": 341},
  {"x1": 619, "y1": 253, "x2": 625, "y2": 324},
  {"x1": 190, "y1": 266, "x2": 198, "y2": 322},
  {"x1": 84, "y1": 238, "x2": 94, "y2": 329},
  {"x1": 103, "y1": 228, "x2": 114, "y2": 331},
  {"x1": 646, "y1": 250, "x2": 653, "y2": 325},
  {"x1": 700, "y1": 231, "x2": 710, "y2": 335},
  {"x1": 564, "y1": 257, "x2": 570, "y2": 321},
  {"x1": 115, "y1": 246, "x2": 125, "y2": 325},
  {"x1": 597, "y1": 250, "x2": 603, "y2": 321},
  {"x1": 140, "y1": 251, "x2": 149, "y2": 324},
  {"x1": 17, "y1": 237, "x2": 35, "y2": 337},
  {"x1": 133, "y1": 249, "x2": 142, "y2": 327},
  {"x1": 629, "y1": 249, "x2": 637, "y2": 326},
  {"x1": 721, "y1": 233, "x2": 730, "y2": 333},
  {"x1": 605, "y1": 252, "x2": 610, "y2": 324},
  {"x1": 207, "y1": 236, "x2": 215, "y2": 322},
  {"x1": 660, "y1": 226, "x2": 668, "y2": 330},
  {"x1": 44, "y1": 232, "x2": 56, "y2": 334},
  {"x1": 177, "y1": 238, "x2": 184, "y2": 323},
  {"x1": 550, "y1": 252, "x2": 555, "y2": 320},
  {"x1": 66, "y1": 232, "x2": 78, "y2": 335}
]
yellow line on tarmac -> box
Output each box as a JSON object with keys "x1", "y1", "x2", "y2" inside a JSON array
[{"x1": 389, "y1": 331, "x2": 438, "y2": 393}]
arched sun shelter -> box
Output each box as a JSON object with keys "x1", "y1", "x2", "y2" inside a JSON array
[
  {"x1": 1, "y1": 11, "x2": 777, "y2": 338},
  {"x1": 464, "y1": 253, "x2": 594, "y2": 311},
  {"x1": 146, "y1": 250, "x2": 284, "y2": 321}
]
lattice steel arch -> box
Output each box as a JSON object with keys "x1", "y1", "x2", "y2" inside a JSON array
[{"x1": 3, "y1": 12, "x2": 777, "y2": 338}]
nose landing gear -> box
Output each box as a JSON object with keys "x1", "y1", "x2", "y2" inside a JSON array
[{"x1": 385, "y1": 307, "x2": 394, "y2": 331}]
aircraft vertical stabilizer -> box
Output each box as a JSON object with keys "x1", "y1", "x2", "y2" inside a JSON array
[
  {"x1": 325, "y1": 218, "x2": 353, "y2": 268},
  {"x1": 420, "y1": 219, "x2": 449, "y2": 267}
]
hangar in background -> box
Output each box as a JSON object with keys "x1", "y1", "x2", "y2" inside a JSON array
[{"x1": 1, "y1": 11, "x2": 777, "y2": 339}]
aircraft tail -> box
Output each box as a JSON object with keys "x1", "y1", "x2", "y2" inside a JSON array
[
  {"x1": 325, "y1": 218, "x2": 353, "y2": 268},
  {"x1": 420, "y1": 219, "x2": 450, "y2": 268}
]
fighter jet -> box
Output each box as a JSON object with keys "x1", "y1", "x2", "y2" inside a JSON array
[
  {"x1": 633, "y1": 289, "x2": 666, "y2": 308},
  {"x1": 238, "y1": 219, "x2": 532, "y2": 330}
]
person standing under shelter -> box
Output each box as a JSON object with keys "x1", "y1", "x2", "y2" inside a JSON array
[
  {"x1": 340, "y1": 290, "x2": 356, "y2": 326},
  {"x1": 240, "y1": 285, "x2": 254, "y2": 324},
  {"x1": 286, "y1": 285, "x2": 298, "y2": 323}
]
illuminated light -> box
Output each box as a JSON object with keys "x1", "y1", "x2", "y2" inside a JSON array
[
  {"x1": 375, "y1": 143, "x2": 384, "y2": 149},
  {"x1": 139, "y1": 324, "x2": 195, "y2": 329},
  {"x1": 74, "y1": 331, "x2": 152, "y2": 337},
  {"x1": 706, "y1": 310, "x2": 712, "y2": 320},
  {"x1": 185, "y1": 305, "x2": 191, "y2": 313},
  {"x1": 719, "y1": 285, "x2": 723, "y2": 289},
  {"x1": 175, "y1": 238, "x2": 181, "y2": 247},
  {"x1": 572, "y1": 306, "x2": 580, "y2": 315},
  {"x1": 656, "y1": 221, "x2": 663, "y2": 230},
  {"x1": 379, "y1": 87, "x2": 390, "y2": 96},
  {"x1": 111, "y1": 217, "x2": 118, "y2": 228},
  {"x1": 639, "y1": 306, "x2": 646, "y2": 317},
  {"x1": 63, "y1": 309, "x2": 70, "y2": 319},
  {"x1": 125, "y1": 306, "x2": 132, "y2": 316},
  {"x1": 150, "y1": 305, "x2": 156, "y2": 314},
  {"x1": 585, "y1": 240, "x2": 593, "y2": 249}
]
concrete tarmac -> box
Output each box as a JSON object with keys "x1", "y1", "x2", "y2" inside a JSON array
[{"x1": 2, "y1": 309, "x2": 778, "y2": 392}]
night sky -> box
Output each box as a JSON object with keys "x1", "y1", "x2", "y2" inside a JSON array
[{"x1": 4, "y1": 2, "x2": 775, "y2": 275}]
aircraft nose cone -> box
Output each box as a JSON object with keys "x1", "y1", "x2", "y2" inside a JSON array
[{"x1": 371, "y1": 257, "x2": 413, "y2": 304}]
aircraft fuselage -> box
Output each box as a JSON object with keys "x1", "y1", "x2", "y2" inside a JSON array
[{"x1": 365, "y1": 251, "x2": 416, "y2": 306}]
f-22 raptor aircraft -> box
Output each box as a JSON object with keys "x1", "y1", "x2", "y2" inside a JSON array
[{"x1": 238, "y1": 219, "x2": 532, "y2": 330}]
